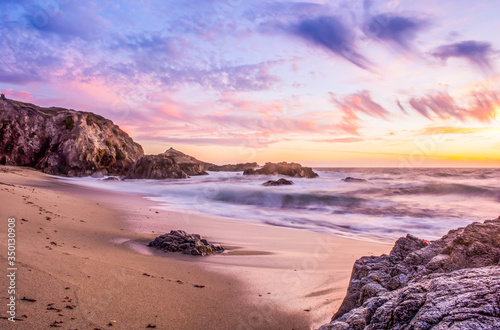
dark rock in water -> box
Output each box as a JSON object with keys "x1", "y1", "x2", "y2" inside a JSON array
[
  {"x1": 0, "y1": 97, "x2": 144, "y2": 176},
  {"x1": 318, "y1": 218, "x2": 500, "y2": 330},
  {"x1": 104, "y1": 176, "x2": 120, "y2": 181},
  {"x1": 125, "y1": 154, "x2": 206, "y2": 179},
  {"x1": 262, "y1": 178, "x2": 294, "y2": 186},
  {"x1": 342, "y1": 177, "x2": 367, "y2": 182},
  {"x1": 243, "y1": 162, "x2": 318, "y2": 178},
  {"x1": 148, "y1": 230, "x2": 224, "y2": 256},
  {"x1": 207, "y1": 162, "x2": 259, "y2": 172}
]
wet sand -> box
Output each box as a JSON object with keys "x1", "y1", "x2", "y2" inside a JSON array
[{"x1": 0, "y1": 166, "x2": 391, "y2": 329}]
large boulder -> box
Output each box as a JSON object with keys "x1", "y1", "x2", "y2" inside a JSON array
[
  {"x1": 0, "y1": 97, "x2": 144, "y2": 176},
  {"x1": 243, "y1": 162, "x2": 318, "y2": 178},
  {"x1": 319, "y1": 218, "x2": 500, "y2": 329}
]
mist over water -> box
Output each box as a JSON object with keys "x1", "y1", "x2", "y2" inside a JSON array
[{"x1": 64, "y1": 168, "x2": 500, "y2": 241}]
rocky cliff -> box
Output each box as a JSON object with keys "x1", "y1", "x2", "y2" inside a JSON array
[
  {"x1": 243, "y1": 162, "x2": 319, "y2": 178},
  {"x1": 319, "y1": 218, "x2": 500, "y2": 329},
  {"x1": 0, "y1": 98, "x2": 144, "y2": 176}
]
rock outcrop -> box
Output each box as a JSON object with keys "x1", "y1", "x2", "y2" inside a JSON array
[
  {"x1": 243, "y1": 162, "x2": 318, "y2": 178},
  {"x1": 125, "y1": 154, "x2": 203, "y2": 179},
  {"x1": 0, "y1": 97, "x2": 144, "y2": 176},
  {"x1": 163, "y1": 147, "x2": 210, "y2": 168},
  {"x1": 262, "y1": 178, "x2": 294, "y2": 186},
  {"x1": 148, "y1": 230, "x2": 224, "y2": 256},
  {"x1": 319, "y1": 218, "x2": 500, "y2": 330},
  {"x1": 207, "y1": 162, "x2": 259, "y2": 172},
  {"x1": 164, "y1": 148, "x2": 258, "y2": 173}
]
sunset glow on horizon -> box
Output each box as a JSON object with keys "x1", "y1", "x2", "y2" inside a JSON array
[{"x1": 2, "y1": 0, "x2": 500, "y2": 167}]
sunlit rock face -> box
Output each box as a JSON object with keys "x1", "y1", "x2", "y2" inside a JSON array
[{"x1": 0, "y1": 98, "x2": 144, "y2": 176}]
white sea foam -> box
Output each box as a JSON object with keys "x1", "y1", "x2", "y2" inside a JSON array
[{"x1": 62, "y1": 168, "x2": 500, "y2": 241}]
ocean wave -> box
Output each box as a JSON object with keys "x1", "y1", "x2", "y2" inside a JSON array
[
  {"x1": 210, "y1": 189, "x2": 366, "y2": 209},
  {"x1": 391, "y1": 183, "x2": 496, "y2": 197}
]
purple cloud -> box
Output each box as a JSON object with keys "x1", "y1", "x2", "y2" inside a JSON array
[
  {"x1": 432, "y1": 40, "x2": 495, "y2": 72},
  {"x1": 26, "y1": 1, "x2": 108, "y2": 41},
  {"x1": 365, "y1": 14, "x2": 428, "y2": 50},
  {"x1": 291, "y1": 16, "x2": 372, "y2": 70}
]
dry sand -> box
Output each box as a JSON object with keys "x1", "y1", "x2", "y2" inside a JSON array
[{"x1": 0, "y1": 166, "x2": 391, "y2": 329}]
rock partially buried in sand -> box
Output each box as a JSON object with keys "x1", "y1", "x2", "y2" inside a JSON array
[
  {"x1": 318, "y1": 218, "x2": 500, "y2": 330},
  {"x1": 148, "y1": 230, "x2": 224, "y2": 256},
  {"x1": 262, "y1": 178, "x2": 294, "y2": 186}
]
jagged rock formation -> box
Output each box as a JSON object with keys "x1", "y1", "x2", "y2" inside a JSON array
[
  {"x1": 207, "y1": 162, "x2": 258, "y2": 172},
  {"x1": 243, "y1": 162, "x2": 318, "y2": 178},
  {"x1": 163, "y1": 147, "x2": 210, "y2": 168},
  {"x1": 319, "y1": 218, "x2": 500, "y2": 330},
  {"x1": 148, "y1": 230, "x2": 224, "y2": 256},
  {"x1": 124, "y1": 153, "x2": 208, "y2": 179},
  {"x1": 262, "y1": 178, "x2": 294, "y2": 186},
  {"x1": 0, "y1": 97, "x2": 143, "y2": 176},
  {"x1": 164, "y1": 148, "x2": 258, "y2": 172}
]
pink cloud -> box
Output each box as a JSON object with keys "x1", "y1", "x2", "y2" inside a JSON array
[
  {"x1": 330, "y1": 90, "x2": 390, "y2": 134},
  {"x1": 405, "y1": 89, "x2": 499, "y2": 122},
  {"x1": 2, "y1": 89, "x2": 35, "y2": 102}
]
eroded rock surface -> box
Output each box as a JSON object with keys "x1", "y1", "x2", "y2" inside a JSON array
[{"x1": 319, "y1": 218, "x2": 500, "y2": 330}]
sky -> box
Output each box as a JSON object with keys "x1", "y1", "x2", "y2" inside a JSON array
[{"x1": 1, "y1": 0, "x2": 500, "y2": 167}]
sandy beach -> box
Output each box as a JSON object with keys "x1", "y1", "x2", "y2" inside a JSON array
[{"x1": 0, "y1": 166, "x2": 391, "y2": 329}]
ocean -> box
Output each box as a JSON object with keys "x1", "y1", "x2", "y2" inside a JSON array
[{"x1": 64, "y1": 168, "x2": 500, "y2": 241}]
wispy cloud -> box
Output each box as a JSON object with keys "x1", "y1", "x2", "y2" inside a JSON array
[
  {"x1": 432, "y1": 40, "x2": 495, "y2": 72},
  {"x1": 313, "y1": 137, "x2": 365, "y2": 143},
  {"x1": 405, "y1": 89, "x2": 499, "y2": 122},
  {"x1": 422, "y1": 126, "x2": 500, "y2": 135},
  {"x1": 330, "y1": 90, "x2": 390, "y2": 134},
  {"x1": 290, "y1": 16, "x2": 372, "y2": 70},
  {"x1": 365, "y1": 14, "x2": 429, "y2": 51}
]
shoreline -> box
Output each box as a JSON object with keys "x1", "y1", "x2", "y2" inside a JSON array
[{"x1": 0, "y1": 166, "x2": 391, "y2": 329}]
